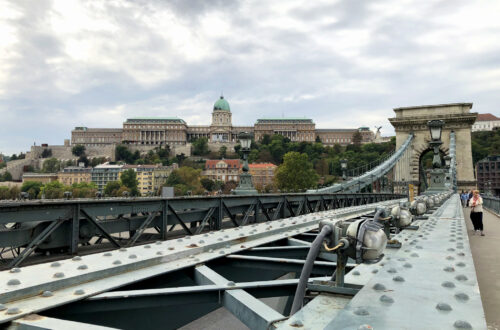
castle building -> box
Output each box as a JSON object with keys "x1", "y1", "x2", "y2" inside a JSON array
[{"x1": 71, "y1": 96, "x2": 375, "y2": 149}]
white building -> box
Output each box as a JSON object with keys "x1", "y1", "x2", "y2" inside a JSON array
[{"x1": 472, "y1": 113, "x2": 500, "y2": 132}]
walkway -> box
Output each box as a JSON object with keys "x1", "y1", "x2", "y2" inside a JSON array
[{"x1": 464, "y1": 207, "x2": 500, "y2": 330}]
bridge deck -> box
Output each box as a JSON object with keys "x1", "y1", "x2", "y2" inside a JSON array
[
  {"x1": 276, "y1": 195, "x2": 487, "y2": 329},
  {"x1": 465, "y1": 208, "x2": 500, "y2": 329}
]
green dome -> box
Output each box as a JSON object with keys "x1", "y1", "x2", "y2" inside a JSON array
[{"x1": 213, "y1": 96, "x2": 230, "y2": 111}]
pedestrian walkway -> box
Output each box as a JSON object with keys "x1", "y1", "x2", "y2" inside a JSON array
[{"x1": 464, "y1": 207, "x2": 500, "y2": 330}]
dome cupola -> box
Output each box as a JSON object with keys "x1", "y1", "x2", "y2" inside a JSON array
[{"x1": 213, "y1": 96, "x2": 230, "y2": 112}]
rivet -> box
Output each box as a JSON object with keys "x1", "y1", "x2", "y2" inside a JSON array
[
  {"x1": 455, "y1": 275, "x2": 468, "y2": 281},
  {"x1": 177, "y1": 239, "x2": 183, "y2": 242},
  {"x1": 354, "y1": 308, "x2": 369, "y2": 316},
  {"x1": 446, "y1": 256, "x2": 454, "y2": 260},
  {"x1": 6, "y1": 307, "x2": 21, "y2": 315},
  {"x1": 416, "y1": 246, "x2": 423, "y2": 249},
  {"x1": 373, "y1": 283, "x2": 386, "y2": 291},
  {"x1": 74, "y1": 289, "x2": 85, "y2": 295},
  {"x1": 168, "y1": 246, "x2": 175, "y2": 250},
  {"x1": 209, "y1": 249, "x2": 214, "y2": 253},
  {"x1": 457, "y1": 252, "x2": 465, "y2": 257},
  {"x1": 219, "y1": 250, "x2": 225, "y2": 255},
  {"x1": 225, "y1": 244, "x2": 231, "y2": 248},
  {"x1": 119, "y1": 248, "x2": 127, "y2": 252},
  {"x1": 104, "y1": 252, "x2": 112, "y2": 257},
  {"x1": 379, "y1": 295, "x2": 394, "y2": 304},
  {"x1": 442, "y1": 281, "x2": 455, "y2": 288},
  {"x1": 224, "y1": 235, "x2": 229, "y2": 239},
  {"x1": 53, "y1": 272, "x2": 65, "y2": 278},
  {"x1": 397, "y1": 258, "x2": 406, "y2": 262},
  {"x1": 410, "y1": 253, "x2": 419, "y2": 257},
  {"x1": 7, "y1": 278, "x2": 21, "y2": 285},
  {"x1": 155, "y1": 241, "x2": 162, "y2": 245},
  {"x1": 41, "y1": 290, "x2": 53, "y2": 297},
  {"x1": 454, "y1": 293, "x2": 469, "y2": 301},
  {"x1": 352, "y1": 271, "x2": 360, "y2": 276},
  {"x1": 77, "y1": 264, "x2": 88, "y2": 270},
  {"x1": 372, "y1": 269, "x2": 378, "y2": 274},
  {"x1": 443, "y1": 267, "x2": 455, "y2": 272},
  {"x1": 436, "y1": 303, "x2": 452, "y2": 311},
  {"x1": 290, "y1": 320, "x2": 303, "y2": 327},
  {"x1": 129, "y1": 254, "x2": 137, "y2": 259},
  {"x1": 204, "y1": 234, "x2": 209, "y2": 237},
  {"x1": 113, "y1": 260, "x2": 122, "y2": 265},
  {"x1": 51, "y1": 262, "x2": 61, "y2": 267},
  {"x1": 9, "y1": 268, "x2": 21, "y2": 273},
  {"x1": 456, "y1": 262, "x2": 466, "y2": 267},
  {"x1": 156, "y1": 251, "x2": 163, "y2": 255},
  {"x1": 185, "y1": 235, "x2": 191, "y2": 239},
  {"x1": 387, "y1": 268, "x2": 397, "y2": 274},
  {"x1": 227, "y1": 281, "x2": 235, "y2": 286},
  {"x1": 144, "y1": 245, "x2": 151, "y2": 249},
  {"x1": 448, "y1": 248, "x2": 455, "y2": 252},
  {"x1": 218, "y1": 238, "x2": 223, "y2": 241},
  {"x1": 393, "y1": 276, "x2": 405, "y2": 282},
  {"x1": 72, "y1": 256, "x2": 82, "y2": 261},
  {"x1": 453, "y1": 320, "x2": 472, "y2": 329}
]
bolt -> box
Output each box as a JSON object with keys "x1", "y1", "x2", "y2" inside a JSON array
[
  {"x1": 77, "y1": 264, "x2": 88, "y2": 270},
  {"x1": 9, "y1": 268, "x2": 21, "y2": 273},
  {"x1": 113, "y1": 260, "x2": 122, "y2": 265},
  {"x1": 453, "y1": 320, "x2": 472, "y2": 329},
  {"x1": 372, "y1": 269, "x2": 378, "y2": 274},
  {"x1": 227, "y1": 281, "x2": 235, "y2": 286},
  {"x1": 454, "y1": 293, "x2": 469, "y2": 301},
  {"x1": 290, "y1": 320, "x2": 303, "y2": 327},
  {"x1": 6, "y1": 307, "x2": 21, "y2": 315},
  {"x1": 354, "y1": 308, "x2": 369, "y2": 316},
  {"x1": 129, "y1": 254, "x2": 137, "y2": 259},
  {"x1": 41, "y1": 291, "x2": 53, "y2": 297},
  {"x1": 436, "y1": 303, "x2": 452, "y2": 311},
  {"x1": 387, "y1": 268, "x2": 397, "y2": 274},
  {"x1": 53, "y1": 272, "x2": 65, "y2": 278},
  {"x1": 51, "y1": 262, "x2": 61, "y2": 267},
  {"x1": 393, "y1": 276, "x2": 405, "y2": 282},
  {"x1": 104, "y1": 252, "x2": 112, "y2": 257},
  {"x1": 443, "y1": 267, "x2": 455, "y2": 272},
  {"x1": 379, "y1": 295, "x2": 394, "y2": 304},
  {"x1": 442, "y1": 281, "x2": 455, "y2": 288},
  {"x1": 144, "y1": 245, "x2": 151, "y2": 249},
  {"x1": 456, "y1": 262, "x2": 466, "y2": 267},
  {"x1": 219, "y1": 250, "x2": 225, "y2": 255},
  {"x1": 352, "y1": 271, "x2": 360, "y2": 276},
  {"x1": 72, "y1": 256, "x2": 82, "y2": 261},
  {"x1": 373, "y1": 283, "x2": 386, "y2": 291},
  {"x1": 74, "y1": 289, "x2": 85, "y2": 295}
]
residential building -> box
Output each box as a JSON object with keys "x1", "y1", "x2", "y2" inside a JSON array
[
  {"x1": 22, "y1": 173, "x2": 58, "y2": 184},
  {"x1": 248, "y1": 163, "x2": 277, "y2": 189},
  {"x1": 476, "y1": 156, "x2": 500, "y2": 196},
  {"x1": 120, "y1": 164, "x2": 178, "y2": 196},
  {"x1": 91, "y1": 163, "x2": 124, "y2": 192},
  {"x1": 203, "y1": 159, "x2": 241, "y2": 183},
  {"x1": 472, "y1": 113, "x2": 500, "y2": 132},
  {"x1": 58, "y1": 166, "x2": 92, "y2": 186},
  {"x1": 72, "y1": 95, "x2": 376, "y2": 150}
]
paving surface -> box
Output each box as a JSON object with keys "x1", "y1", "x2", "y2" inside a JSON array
[{"x1": 464, "y1": 207, "x2": 500, "y2": 330}]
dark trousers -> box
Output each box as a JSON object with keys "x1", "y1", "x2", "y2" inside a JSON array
[{"x1": 470, "y1": 212, "x2": 483, "y2": 231}]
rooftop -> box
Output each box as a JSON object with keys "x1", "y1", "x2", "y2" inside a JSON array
[
  {"x1": 476, "y1": 113, "x2": 500, "y2": 121},
  {"x1": 126, "y1": 117, "x2": 186, "y2": 124},
  {"x1": 256, "y1": 118, "x2": 313, "y2": 123}
]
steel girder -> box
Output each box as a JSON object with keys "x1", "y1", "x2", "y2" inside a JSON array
[{"x1": 0, "y1": 193, "x2": 403, "y2": 267}]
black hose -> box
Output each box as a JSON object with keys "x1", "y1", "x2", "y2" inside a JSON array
[{"x1": 290, "y1": 225, "x2": 332, "y2": 316}]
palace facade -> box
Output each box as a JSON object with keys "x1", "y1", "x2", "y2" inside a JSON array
[{"x1": 71, "y1": 96, "x2": 374, "y2": 148}]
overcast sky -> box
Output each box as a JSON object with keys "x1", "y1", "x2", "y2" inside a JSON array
[{"x1": 1, "y1": 0, "x2": 499, "y2": 155}]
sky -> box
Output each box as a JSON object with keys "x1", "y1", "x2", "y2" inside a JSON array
[{"x1": 1, "y1": 0, "x2": 500, "y2": 155}]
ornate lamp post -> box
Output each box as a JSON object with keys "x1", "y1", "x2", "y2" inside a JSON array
[
  {"x1": 233, "y1": 132, "x2": 258, "y2": 195},
  {"x1": 426, "y1": 120, "x2": 447, "y2": 193}
]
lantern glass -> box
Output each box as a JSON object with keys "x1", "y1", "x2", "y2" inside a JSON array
[
  {"x1": 340, "y1": 159, "x2": 347, "y2": 169},
  {"x1": 428, "y1": 120, "x2": 444, "y2": 141},
  {"x1": 238, "y1": 132, "x2": 252, "y2": 149}
]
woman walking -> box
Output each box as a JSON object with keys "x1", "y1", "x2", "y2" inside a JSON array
[{"x1": 469, "y1": 190, "x2": 485, "y2": 236}]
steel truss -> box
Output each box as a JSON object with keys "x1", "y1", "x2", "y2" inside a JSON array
[
  {"x1": 0, "y1": 193, "x2": 402, "y2": 267},
  {"x1": 0, "y1": 200, "x2": 401, "y2": 329}
]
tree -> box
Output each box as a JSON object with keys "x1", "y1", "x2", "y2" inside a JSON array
[
  {"x1": 315, "y1": 136, "x2": 322, "y2": 143},
  {"x1": 164, "y1": 167, "x2": 204, "y2": 195},
  {"x1": 21, "y1": 181, "x2": 44, "y2": 198},
  {"x1": 77, "y1": 155, "x2": 89, "y2": 167},
  {"x1": 120, "y1": 169, "x2": 139, "y2": 196},
  {"x1": 1, "y1": 171, "x2": 12, "y2": 181},
  {"x1": 219, "y1": 146, "x2": 227, "y2": 159},
  {"x1": 104, "y1": 181, "x2": 122, "y2": 197},
  {"x1": 201, "y1": 178, "x2": 215, "y2": 192},
  {"x1": 41, "y1": 181, "x2": 66, "y2": 199},
  {"x1": 42, "y1": 158, "x2": 60, "y2": 173},
  {"x1": 41, "y1": 148, "x2": 52, "y2": 158},
  {"x1": 192, "y1": 138, "x2": 209, "y2": 156},
  {"x1": 261, "y1": 134, "x2": 271, "y2": 145},
  {"x1": 275, "y1": 152, "x2": 319, "y2": 192},
  {"x1": 72, "y1": 145, "x2": 86, "y2": 157},
  {"x1": 352, "y1": 131, "x2": 363, "y2": 145}
]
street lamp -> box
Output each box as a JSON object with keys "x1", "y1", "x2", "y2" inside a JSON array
[
  {"x1": 340, "y1": 159, "x2": 347, "y2": 181},
  {"x1": 427, "y1": 120, "x2": 444, "y2": 168},
  {"x1": 233, "y1": 132, "x2": 257, "y2": 195}
]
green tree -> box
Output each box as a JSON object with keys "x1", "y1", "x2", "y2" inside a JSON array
[
  {"x1": 77, "y1": 155, "x2": 89, "y2": 167},
  {"x1": 164, "y1": 167, "x2": 203, "y2": 195},
  {"x1": 104, "y1": 181, "x2": 122, "y2": 197},
  {"x1": 120, "y1": 169, "x2": 139, "y2": 196},
  {"x1": 0, "y1": 171, "x2": 12, "y2": 182},
  {"x1": 201, "y1": 178, "x2": 215, "y2": 191},
  {"x1": 192, "y1": 138, "x2": 209, "y2": 156},
  {"x1": 41, "y1": 148, "x2": 52, "y2": 158},
  {"x1": 21, "y1": 181, "x2": 44, "y2": 198},
  {"x1": 275, "y1": 152, "x2": 319, "y2": 192},
  {"x1": 219, "y1": 146, "x2": 227, "y2": 159},
  {"x1": 42, "y1": 158, "x2": 60, "y2": 173},
  {"x1": 41, "y1": 181, "x2": 66, "y2": 199},
  {"x1": 72, "y1": 145, "x2": 86, "y2": 157}
]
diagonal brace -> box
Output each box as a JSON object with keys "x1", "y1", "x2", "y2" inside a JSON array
[{"x1": 80, "y1": 209, "x2": 121, "y2": 248}]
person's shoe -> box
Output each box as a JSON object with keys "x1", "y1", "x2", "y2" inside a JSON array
[{"x1": 481, "y1": 232, "x2": 485, "y2": 236}]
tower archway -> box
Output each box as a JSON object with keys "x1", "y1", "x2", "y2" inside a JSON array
[{"x1": 389, "y1": 103, "x2": 477, "y2": 195}]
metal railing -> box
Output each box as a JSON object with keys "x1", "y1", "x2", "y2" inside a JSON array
[{"x1": 483, "y1": 195, "x2": 500, "y2": 214}]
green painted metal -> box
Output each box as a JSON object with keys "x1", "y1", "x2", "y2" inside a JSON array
[{"x1": 213, "y1": 96, "x2": 230, "y2": 111}]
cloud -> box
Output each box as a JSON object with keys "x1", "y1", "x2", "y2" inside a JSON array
[{"x1": 1, "y1": 0, "x2": 500, "y2": 155}]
